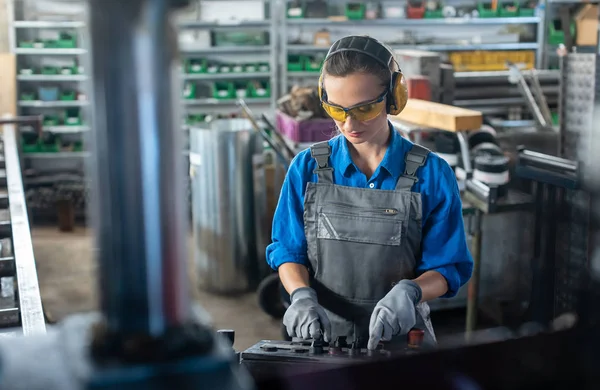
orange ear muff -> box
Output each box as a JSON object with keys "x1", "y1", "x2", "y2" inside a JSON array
[
  {"x1": 318, "y1": 73, "x2": 324, "y2": 101},
  {"x1": 387, "y1": 71, "x2": 408, "y2": 116}
]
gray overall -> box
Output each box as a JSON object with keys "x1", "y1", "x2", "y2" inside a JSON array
[{"x1": 303, "y1": 140, "x2": 437, "y2": 347}]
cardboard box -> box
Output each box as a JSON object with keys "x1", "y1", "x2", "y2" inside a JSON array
[
  {"x1": 394, "y1": 49, "x2": 441, "y2": 102},
  {"x1": 575, "y1": 4, "x2": 598, "y2": 47}
]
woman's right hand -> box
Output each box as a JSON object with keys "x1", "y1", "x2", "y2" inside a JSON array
[{"x1": 283, "y1": 287, "x2": 332, "y2": 342}]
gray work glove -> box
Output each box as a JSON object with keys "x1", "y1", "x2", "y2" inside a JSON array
[
  {"x1": 283, "y1": 287, "x2": 332, "y2": 342},
  {"x1": 367, "y1": 279, "x2": 422, "y2": 350}
]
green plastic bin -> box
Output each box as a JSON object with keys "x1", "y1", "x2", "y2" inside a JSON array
[
  {"x1": 548, "y1": 20, "x2": 576, "y2": 45},
  {"x1": 477, "y1": 3, "x2": 499, "y2": 18},
  {"x1": 60, "y1": 91, "x2": 77, "y2": 101},
  {"x1": 183, "y1": 82, "x2": 196, "y2": 99},
  {"x1": 499, "y1": 1, "x2": 519, "y2": 17},
  {"x1": 304, "y1": 56, "x2": 323, "y2": 72},
  {"x1": 213, "y1": 82, "x2": 235, "y2": 99},
  {"x1": 186, "y1": 59, "x2": 207, "y2": 74},
  {"x1": 345, "y1": 3, "x2": 366, "y2": 20},
  {"x1": 248, "y1": 81, "x2": 271, "y2": 98},
  {"x1": 288, "y1": 55, "x2": 305, "y2": 72}
]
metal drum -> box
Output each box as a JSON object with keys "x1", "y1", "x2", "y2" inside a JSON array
[{"x1": 190, "y1": 118, "x2": 262, "y2": 294}]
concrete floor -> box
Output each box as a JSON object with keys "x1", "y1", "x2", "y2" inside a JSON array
[{"x1": 31, "y1": 226, "x2": 281, "y2": 351}]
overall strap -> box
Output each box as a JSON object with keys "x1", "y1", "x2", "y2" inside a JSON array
[
  {"x1": 310, "y1": 141, "x2": 334, "y2": 184},
  {"x1": 396, "y1": 144, "x2": 430, "y2": 191}
]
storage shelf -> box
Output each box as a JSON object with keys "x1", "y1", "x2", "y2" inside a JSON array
[
  {"x1": 454, "y1": 70, "x2": 560, "y2": 80},
  {"x1": 182, "y1": 72, "x2": 270, "y2": 80},
  {"x1": 14, "y1": 48, "x2": 86, "y2": 55},
  {"x1": 43, "y1": 126, "x2": 90, "y2": 133},
  {"x1": 12, "y1": 21, "x2": 85, "y2": 28},
  {"x1": 182, "y1": 98, "x2": 271, "y2": 105},
  {"x1": 179, "y1": 20, "x2": 271, "y2": 29},
  {"x1": 18, "y1": 101, "x2": 88, "y2": 108},
  {"x1": 180, "y1": 46, "x2": 270, "y2": 55},
  {"x1": 286, "y1": 17, "x2": 541, "y2": 26},
  {"x1": 288, "y1": 71, "x2": 320, "y2": 78},
  {"x1": 288, "y1": 42, "x2": 539, "y2": 52},
  {"x1": 17, "y1": 75, "x2": 87, "y2": 81},
  {"x1": 23, "y1": 152, "x2": 89, "y2": 159}
]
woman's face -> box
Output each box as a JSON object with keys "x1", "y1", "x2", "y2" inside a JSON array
[{"x1": 322, "y1": 72, "x2": 389, "y2": 145}]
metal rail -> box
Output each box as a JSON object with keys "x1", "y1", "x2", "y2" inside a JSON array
[{"x1": 0, "y1": 117, "x2": 46, "y2": 337}]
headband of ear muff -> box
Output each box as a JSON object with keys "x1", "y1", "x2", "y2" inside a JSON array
[{"x1": 318, "y1": 35, "x2": 408, "y2": 116}]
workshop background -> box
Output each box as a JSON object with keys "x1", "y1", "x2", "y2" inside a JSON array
[{"x1": 0, "y1": 0, "x2": 597, "y2": 350}]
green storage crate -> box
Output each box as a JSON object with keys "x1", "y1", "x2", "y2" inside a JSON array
[
  {"x1": 548, "y1": 20, "x2": 576, "y2": 45},
  {"x1": 186, "y1": 59, "x2": 207, "y2": 74},
  {"x1": 57, "y1": 32, "x2": 77, "y2": 48},
  {"x1": 219, "y1": 64, "x2": 232, "y2": 73},
  {"x1": 60, "y1": 90, "x2": 76, "y2": 101},
  {"x1": 304, "y1": 56, "x2": 323, "y2": 72},
  {"x1": 206, "y1": 63, "x2": 219, "y2": 74},
  {"x1": 20, "y1": 68, "x2": 34, "y2": 75},
  {"x1": 44, "y1": 40, "x2": 59, "y2": 48},
  {"x1": 213, "y1": 82, "x2": 235, "y2": 99},
  {"x1": 21, "y1": 138, "x2": 40, "y2": 153},
  {"x1": 345, "y1": 3, "x2": 366, "y2": 20},
  {"x1": 248, "y1": 81, "x2": 270, "y2": 98},
  {"x1": 33, "y1": 39, "x2": 44, "y2": 49},
  {"x1": 18, "y1": 41, "x2": 34, "y2": 48},
  {"x1": 43, "y1": 115, "x2": 60, "y2": 126},
  {"x1": 552, "y1": 112, "x2": 559, "y2": 126},
  {"x1": 234, "y1": 81, "x2": 250, "y2": 98},
  {"x1": 499, "y1": 1, "x2": 519, "y2": 17},
  {"x1": 288, "y1": 55, "x2": 305, "y2": 72},
  {"x1": 477, "y1": 3, "x2": 499, "y2": 17},
  {"x1": 183, "y1": 82, "x2": 196, "y2": 99},
  {"x1": 232, "y1": 64, "x2": 245, "y2": 73},
  {"x1": 245, "y1": 63, "x2": 258, "y2": 73},
  {"x1": 42, "y1": 66, "x2": 59, "y2": 75},
  {"x1": 287, "y1": 2, "x2": 305, "y2": 18},
  {"x1": 72, "y1": 141, "x2": 84, "y2": 152},
  {"x1": 258, "y1": 63, "x2": 270, "y2": 72},
  {"x1": 64, "y1": 109, "x2": 82, "y2": 126},
  {"x1": 20, "y1": 92, "x2": 36, "y2": 101},
  {"x1": 424, "y1": 9, "x2": 444, "y2": 18},
  {"x1": 39, "y1": 138, "x2": 60, "y2": 153},
  {"x1": 186, "y1": 114, "x2": 206, "y2": 125},
  {"x1": 520, "y1": 5, "x2": 535, "y2": 17}
]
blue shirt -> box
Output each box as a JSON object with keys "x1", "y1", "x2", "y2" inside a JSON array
[{"x1": 266, "y1": 126, "x2": 473, "y2": 298}]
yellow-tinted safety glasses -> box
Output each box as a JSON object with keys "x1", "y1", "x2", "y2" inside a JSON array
[{"x1": 321, "y1": 90, "x2": 388, "y2": 122}]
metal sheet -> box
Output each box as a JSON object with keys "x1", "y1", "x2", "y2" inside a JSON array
[{"x1": 1, "y1": 122, "x2": 46, "y2": 335}]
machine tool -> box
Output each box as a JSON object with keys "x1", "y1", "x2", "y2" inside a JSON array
[
  {"x1": 0, "y1": 1, "x2": 252, "y2": 389},
  {"x1": 240, "y1": 330, "x2": 427, "y2": 382}
]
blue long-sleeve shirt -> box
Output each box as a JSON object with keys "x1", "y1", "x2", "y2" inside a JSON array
[{"x1": 266, "y1": 126, "x2": 473, "y2": 297}]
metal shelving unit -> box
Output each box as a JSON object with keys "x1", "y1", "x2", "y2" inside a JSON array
[{"x1": 279, "y1": 2, "x2": 547, "y2": 94}]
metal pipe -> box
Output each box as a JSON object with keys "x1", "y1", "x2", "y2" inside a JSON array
[
  {"x1": 87, "y1": 0, "x2": 191, "y2": 337},
  {"x1": 465, "y1": 210, "x2": 482, "y2": 341}
]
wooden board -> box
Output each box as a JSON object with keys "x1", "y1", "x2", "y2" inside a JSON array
[
  {"x1": 394, "y1": 99, "x2": 483, "y2": 132},
  {"x1": 0, "y1": 54, "x2": 17, "y2": 117}
]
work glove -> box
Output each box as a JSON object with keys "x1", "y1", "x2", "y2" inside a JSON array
[
  {"x1": 283, "y1": 287, "x2": 332, "y2": 342},
  {"x1": 367, "y1": 279, "x2": 422, "y2": 350}
]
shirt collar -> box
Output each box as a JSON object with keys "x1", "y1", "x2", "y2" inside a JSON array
[{"x1": 337, "y1": 121, "x2": 408, "y2": 179}]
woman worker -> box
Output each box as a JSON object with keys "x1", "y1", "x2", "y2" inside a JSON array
[{"x1": 266, "y1": 35, "x2": 473, "y2": 350}]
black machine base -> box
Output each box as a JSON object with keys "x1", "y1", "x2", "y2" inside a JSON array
[{"x1": 240, "y1": 334, "x2": 427, "y2": 382}]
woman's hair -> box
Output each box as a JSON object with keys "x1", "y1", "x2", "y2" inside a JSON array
[{"x1": 322, "y1": 49, "x2": 396, "y2": 87}]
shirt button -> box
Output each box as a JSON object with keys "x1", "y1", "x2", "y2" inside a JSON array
[{"x1": 369, "y1": 183, "x2": 375, "y2": 188}]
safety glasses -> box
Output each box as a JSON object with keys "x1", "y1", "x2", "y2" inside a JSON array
[{"x1": 321, "y1": 90, "x2": 388, "y2": 122}]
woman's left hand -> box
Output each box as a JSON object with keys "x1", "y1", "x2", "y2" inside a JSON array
[{"x1": 367, "y1": 279, "x2": 422, "y2": 350}]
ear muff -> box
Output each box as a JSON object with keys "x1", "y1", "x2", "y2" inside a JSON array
[
  {"x1": 318, "y1": 73, "x2": 324, "y2": 101},
  {"x1": 387, "y1": 71, "x2": 408, "y2": 116}
]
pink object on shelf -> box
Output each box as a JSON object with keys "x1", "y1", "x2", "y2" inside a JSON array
[{"x1": 276, "y1": 111, "x2": 335, "y2": 143}]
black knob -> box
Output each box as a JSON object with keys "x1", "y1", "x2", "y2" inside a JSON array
[
  {"x1": 334, "y1": 336, "x2": 348, "y2": 348},
  {"x1": 309, "y1": 338, "x2": 324, "y2": 355},
  {"x1": 217, "y1": 329, "x2": 235, "y2": 346}
]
